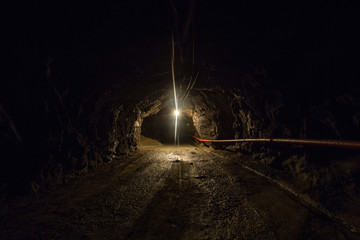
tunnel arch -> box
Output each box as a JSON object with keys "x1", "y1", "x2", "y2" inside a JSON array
[
  {"x1": 135, "y1": 88, "x2": 236, "y2": 148},
  {"x1": 140, "y1": 106, "x2": 198, "y2": 144}
]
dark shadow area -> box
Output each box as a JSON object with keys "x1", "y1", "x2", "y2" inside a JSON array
[{"x1": 141, "y1": 108, "x2": 197, "y2": 144}]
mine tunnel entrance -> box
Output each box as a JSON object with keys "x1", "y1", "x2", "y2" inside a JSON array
[{"x1": 141, "y1": 107, "x2": 197, "y2": 144}]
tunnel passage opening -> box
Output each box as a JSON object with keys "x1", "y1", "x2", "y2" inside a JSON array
[{"x1": 141, "y1": 107, "x2": 197, "y2": 144}]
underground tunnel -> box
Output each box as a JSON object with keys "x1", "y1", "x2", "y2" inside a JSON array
[
  {"x1": 141, "y1": 107, "x2": 198, "y2": 144},
  {"x1": 1, "y1": 0, "x2": 360, "y2": 239}
]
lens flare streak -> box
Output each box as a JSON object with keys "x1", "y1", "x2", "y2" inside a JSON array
[{"x1": 171, "y1": 32, "x2": 179, "y2": 145}]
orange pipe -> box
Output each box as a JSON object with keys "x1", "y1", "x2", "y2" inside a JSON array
[{"x1": 192, "y1": 136, "x2": 360, "y2": 150}]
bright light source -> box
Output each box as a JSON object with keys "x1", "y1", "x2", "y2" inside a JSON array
[{"x1": 174, "y1": 109, "x2": 179, "y2": 116}]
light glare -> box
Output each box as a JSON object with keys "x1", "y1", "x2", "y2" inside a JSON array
[{"x1": 174, "y1": 110, "x2": 179, "y2": 116}]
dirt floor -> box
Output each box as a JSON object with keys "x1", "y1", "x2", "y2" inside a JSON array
[{"x1": 0, "y1": 137, "x2": 359, "y2": 239}]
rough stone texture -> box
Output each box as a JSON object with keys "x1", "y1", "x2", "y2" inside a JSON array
[
  {"x1": 184, "y1": 89, "x2": 234, "y2": 140},
  {"x1": 185, "y1": 62, "x2": 360, "y2": 230},
  {"x1": 187, "y1": 93, "x2": 219, "y2": 140}
]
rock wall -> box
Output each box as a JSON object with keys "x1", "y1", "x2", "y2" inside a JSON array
[
  {"x1": 210, "y1": 66, "x2": 360, "y2": 230},
  {"x1": 180, "y1": 88, "x2": 234, "y2": 141},
  {"x1": 0, "y1": 45, "x2": 170, "y2": 198}
]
